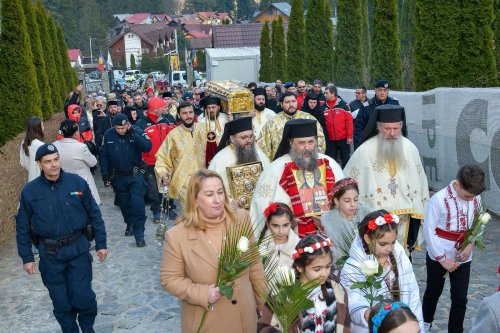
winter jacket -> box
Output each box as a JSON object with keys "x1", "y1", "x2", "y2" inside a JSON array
[{"x1": 135, "y1": 112, "x2": 175, "y2": 165}]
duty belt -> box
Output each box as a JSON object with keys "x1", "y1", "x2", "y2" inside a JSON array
[
  {"x1": 39, "y1": 230, "x2": 83, "y2": 248},
  {"x1": 114, "y1": 166, "x2": 144, "y2": 176}
]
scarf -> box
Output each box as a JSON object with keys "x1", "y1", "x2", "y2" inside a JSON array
[
  {"x1": 279, "y1": 158, "x2": 336, "y2": 237},
  {"x1": 302, "y1": 280, "x2": 337, "y2": 333}
]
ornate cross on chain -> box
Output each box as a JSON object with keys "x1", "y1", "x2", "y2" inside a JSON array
[{"x1": 388, "y1": 177, "x2": 398, "y2": 196}]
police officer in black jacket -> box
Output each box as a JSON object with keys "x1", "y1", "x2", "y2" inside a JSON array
[
  {"x1": 99, "y1": 114, "x2": 152, "y2": 247},
  {"x1": 16, "y1": 143, "x2": 107, "y2": 333},
  {"x1": 353, "y1": 80, "x2": 400, "y2": 149}
]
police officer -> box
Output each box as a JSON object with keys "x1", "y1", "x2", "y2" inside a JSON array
[
  {"x1": 16, "y1": 143, "x2": 107, "y2": 333},
  {"x1": 100, "y1": 114, "x2": 152, "y2": 247}
]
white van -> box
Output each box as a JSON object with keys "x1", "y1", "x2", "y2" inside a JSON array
[
  {"x1": 170, "y1": 70, "x2": 202, "y2": 87},
  {"x1": 125, "y1": 70, "x2": 141, "y2": 82}
]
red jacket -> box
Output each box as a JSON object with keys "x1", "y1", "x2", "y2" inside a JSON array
[
  {"x1": 296, "y1": 92, "x2": 307, "y2": 110},
  {"x1": 323, "y1": 99, "x2": 353, "y2": 141},
  {"x1": 135, "y1": 112, "x2": 175, "y2": 165},
  {"x1": 57, "y1": 104, "x2": 93, "y2": 142}
]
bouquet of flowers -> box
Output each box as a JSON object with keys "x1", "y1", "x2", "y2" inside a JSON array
[
  {"x1": 459, "y1": 203, "x2": 491, "y2": 251},
  {"x1": 259, "y1": 265, "x2": 320, "y2": 332},
  {"x1": 197, "y1": 222, "x2": 264, "y2": 333}
]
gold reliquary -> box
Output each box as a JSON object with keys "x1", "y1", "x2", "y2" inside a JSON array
[
  {"x1": 226, "y1": 161, "x2": 263, "y2": 209},
  {"x1": 205, "y1": 80, "x2": 254, "y2": 114}
]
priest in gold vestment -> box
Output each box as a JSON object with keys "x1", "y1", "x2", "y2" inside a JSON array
[
  {"x1": 343, "y1": 104, "x2": 429, "y2": 254},
  {"x1": 257, "y1": 92, "x2": 326, "y2": 160},
  {"x1": 155, "y1": 102, "x2": 205, "y2": 207}
]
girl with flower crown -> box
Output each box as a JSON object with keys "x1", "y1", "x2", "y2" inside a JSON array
[
  {"x1": 340, "y1": 210, "x2": 424, "y2": 333},
  {"x1": 258, "y1": 202, "x2": 301, "y2": 269},
  {"x1": 258, "y1": 234, "x2": 351, "y2": 333},
  {"x1": 321, "y1": 178, "x2": 372, "y2": 263}
]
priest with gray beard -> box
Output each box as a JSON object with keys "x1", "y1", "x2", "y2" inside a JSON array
[
  {"x1": 344, "y1": 104, "x2": 430, "y2": 255},
  {"x1": 208, "y1": 117, "x2": 270, "y2": 208},
  {"x1": 250, "y1": 119, "x2": 344, "y2": 238}
]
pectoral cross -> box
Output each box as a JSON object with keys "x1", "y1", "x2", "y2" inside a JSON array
[{"x1": 388, "y1": 177, "x2": 398, "y2": 196}]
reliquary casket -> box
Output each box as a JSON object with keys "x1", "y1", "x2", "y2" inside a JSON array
[{"x1": 204, "y1": 80, "x2": 254, "y2": 114}]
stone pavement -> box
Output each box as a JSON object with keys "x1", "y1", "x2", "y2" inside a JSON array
[{"x1": 0, "y1": 174, "x2": 498, "y2": 332}]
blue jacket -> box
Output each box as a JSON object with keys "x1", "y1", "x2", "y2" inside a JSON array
[
  {"x1": 99, "y1": 125, "x2": 152, "y2": 177},
  {"x1": 16, "y1": 170, "x2": 107, "y2": 264},
  {"x1": 353, "y1": 96, "x2": 399, "y2": 149}
]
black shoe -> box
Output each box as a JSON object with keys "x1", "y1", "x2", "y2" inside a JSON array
[
  {"x1": 125, "y1": 223, "x2": 133, "y2": 237},
  {"x1": 136, "y1": 238, "x2": 146, "y2": 247}
]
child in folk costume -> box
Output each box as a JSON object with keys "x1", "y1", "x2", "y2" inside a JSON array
[
  {"x1": 368, "y1": 300, "x2": 420, "y2": 333},
  {"x1": 258, "y1": 234, "x2": 351, "y2": 333},
  {"x1": 321, "y1": 178, "x2": 373, "y2": 263},
  {"x1": 340, "y1": 210, "x2": 424, "y2": 333},
  {"x1": 422, "y1": 165, "x2": 486, "y2": 333},
  {"x1": 258, "y1": 202, "x2": 301, "y2": 269}
]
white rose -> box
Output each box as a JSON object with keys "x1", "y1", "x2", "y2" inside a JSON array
[
  {"x1": 479, "y1": 212, "x2": 491, "y2": 225},
  {"x1": 275, "y1": 266, "x2": 296, "y2": 286},
  {"x1": 360, "y1": 259, "x2": 379, "y2": 276},
  {"x1": 237, "y1": 236, "x2": 250, "y2": 252}
]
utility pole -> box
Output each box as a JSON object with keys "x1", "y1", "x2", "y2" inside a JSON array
[{"x1": 89, "y1": 37, "x2": 93, "y2": 64}]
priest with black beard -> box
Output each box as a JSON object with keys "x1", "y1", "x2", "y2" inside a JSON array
[
  {"x1": 344, "y1": 104, "x2": 429, "y2": 254},
  {"x1": 250, "y1": 119, "x2": 344, "y2": 238},
  {"x1": 209, "y1": 117, "x2": 270, "y2": 209},
  {"x1": 248, "y1": 87, "x2": 276, "y2": 140}
]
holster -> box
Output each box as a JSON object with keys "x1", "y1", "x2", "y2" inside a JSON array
[
  {"x1": 83, "y1": 225, "x2": 95, "y2": 241},
  {"x1": 44, "y1": 239, "x2": 58, "y2": 254}
]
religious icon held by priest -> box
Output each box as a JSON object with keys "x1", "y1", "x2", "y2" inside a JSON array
[
  {"x1": 251, "y1": 119, "x2": 345, "y2": 238},
  {"x1": 293, "y1": 166, "x2": 329, "y2": 216}
]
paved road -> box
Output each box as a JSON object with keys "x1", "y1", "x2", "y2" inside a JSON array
[{"x1": 0, "y1": 175, "x2": 498, "y2": 332}]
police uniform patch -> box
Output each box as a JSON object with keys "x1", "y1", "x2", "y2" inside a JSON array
[
  {"x1": 121, "y1": 119, "x2": 127, "y2": 125},
  {"x1": 384, "y1": 83, "x2": 389, "y2": 88},
  {"x1": 48, "y1": 145, "x2": 55, "y2": 151}
]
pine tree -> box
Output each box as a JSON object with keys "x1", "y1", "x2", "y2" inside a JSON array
[
  {"x1": 370, "y1": 0, "x2": 403, "y2": 90},
  {"x1": 287, "y1": 0, "x2": 306, "y2": 82},
  {"x1": 130, "y1": 54, "x2": 137, "y2": 70},
  {"x1": 335, "y1": 0, "x2": 365, "y2": 87},
  {"x1": 305, "y1": 0, "x2": 329, "y2": 82},
  {"x1": 57, "y1": 23, "x2": 78, "y2": 93},
  {"x1": 0, "y1": 0, "x2": 42, "y2": 145},
  {"x1": 47, "y1": 14, "x2": 67, "y2": 100},
  {"x1": 455, "y1": 0, "x2": 497, "y2": 87},
  {"x1": 21, "y1": 0, "x2": 52, "y2": 119},
  {"x1": 400, "y1": 0, "x2": 415, "y2": 90},
  {"x1": 259, "y1": 22, "x2": 273, "y2": 82},
  {"x1": 414, "y1": 1, "x2": 460, "y2": 90},
  {"x1": 35, "y1": 1, "x2": 62, "y2": 115},
  {"x1": 271, "y1": 17, "x2": 287, "y2": 82},
  {"x1": 494, "y1": 0, "x2": 500, "y2": 82},
  {"x1": 322, "y1": 0, "x2": 335, "y2": 82},
  {"x1": 361, "y1": 0, "x2": 371, "y2": 85}
]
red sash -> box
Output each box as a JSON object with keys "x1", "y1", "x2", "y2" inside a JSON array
[{"x1": 435, "y1": 227, "x2": 467, "y2": 248}]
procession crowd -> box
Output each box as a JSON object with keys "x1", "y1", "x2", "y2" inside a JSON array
[{"x1": 15, "y1": 76, "x2": 499, "y2": 333}]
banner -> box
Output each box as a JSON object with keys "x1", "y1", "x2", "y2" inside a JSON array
[
  {"x1": 338, "y1": 87, "x2": 500, "y2": 214},
  {"x1": 170, "y1": 54, "x2": 180, "y2": 71}
]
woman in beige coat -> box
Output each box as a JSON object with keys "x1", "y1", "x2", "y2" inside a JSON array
[{"x1": 160, "y1": 169, "x2": 266, "y2": 332}]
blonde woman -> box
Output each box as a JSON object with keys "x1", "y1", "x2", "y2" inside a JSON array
[{"x1": 160, "y1": 169, "x2": 266, "y2": 332}]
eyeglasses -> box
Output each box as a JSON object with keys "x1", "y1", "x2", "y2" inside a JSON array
[
  {"x1": 194, "y1": 93, "x2": 200, "y2": 95},
  {"x1": 236, "y1": 134, "x2": 254, "y2": 141},
  {"x1": 96, "y1": 104, "x2": 103, "y2": 107},
  {"x1": 355, "y1": 91, "x2": 365, "y2": 95},
  {"x1": 297, "y1": 86, "x2": 306, "y2": 88}
]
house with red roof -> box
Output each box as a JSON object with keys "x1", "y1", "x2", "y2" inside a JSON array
[
  {"x1": 108, "y1": 23, "x2": 174, "y2": 69},
  {"x1": 67, "y1": 49, "x2": 82, "y2": 68}
]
